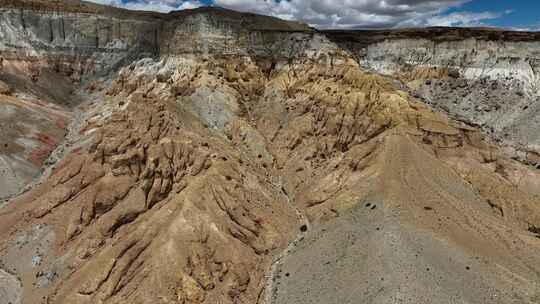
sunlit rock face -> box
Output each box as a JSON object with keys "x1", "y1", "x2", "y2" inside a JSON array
[
  {"x1": 326, "y1": 28, "x2": 540, "y2": 167},
  {"x1": 0, "y1": 7, "x2": 160, "y2": 79},
  {"x1": 2, "y1": 2, "x2": 540, "y2": 304}
]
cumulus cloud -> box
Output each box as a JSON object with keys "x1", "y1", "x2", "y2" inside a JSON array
[
  {"x1": 87, "y1": 0, "x2": 204, "y2": 12},
  {"x1": 509, "y1": 23, "x2": 540, "y2": 32},
  {"x1": 425, "y1": 11, "x2": 507, "y2": 27},
  {"x1": 212, "y1": 0, "x2": 473, "y2": 28},
  {"x1": 86, "y1": 0, "x2": 511, "y2": 29}
]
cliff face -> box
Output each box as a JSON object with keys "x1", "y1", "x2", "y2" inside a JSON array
[
  {"x1": 0, "y1": 3, "x2": 320, "y2": 201},
  {"x1": 0, "y1": 4, "x2": 314, "y2": 75},
  {"x1": 0, "y1": 4, "x2": 164, "y2": 202},
  {"x1": 326, "y1": 28, "x2": 540, "y2": 165},
  {"x1": 325, "y1": 28, "x2": 540, "y2": 94},
  {"x1": 0, "y1": 8, "x2": 161, "y2": 77},
  {"x1": 160, "y1": 7, "x2": 313, "y2": 57}
]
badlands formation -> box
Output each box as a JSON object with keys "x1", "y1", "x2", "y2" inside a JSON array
[{"x1": 0, "y1": 1, "x2": 540, "y2": 304}]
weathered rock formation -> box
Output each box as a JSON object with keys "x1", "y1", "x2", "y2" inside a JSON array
[
  {"x1": 0, "y1": 1, "x2": 313, "y2": 200},
  {"x1": 326, "y1": 28, "x2": 540, "y2": 166}
]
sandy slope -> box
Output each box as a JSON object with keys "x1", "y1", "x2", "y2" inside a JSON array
[{"x1": 271, "y1": 134, "x2": 540, "y2": 304}]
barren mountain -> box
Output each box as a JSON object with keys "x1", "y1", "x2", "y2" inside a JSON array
[
  {"x1": 326, "y1": 27, "x2": 540, "y2": 167},
  {"x1": 1, "y1": 1, "x2": 540, "y2": 304}
]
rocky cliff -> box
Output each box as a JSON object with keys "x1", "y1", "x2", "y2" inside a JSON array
[
  {"x1": 326, "y1": 28, "x2": 540, "y2": 166},
  {"x1": 0, "y1": 1, "x2": 313, "y2": 77},
  {"x1": 0, "y1": 1, "x2": 319, "y2": 201},
  {"x1": 326, "y1": 28, "x2": 540, "y2": 86},
  {"x1": 1, "y1": 3, "x2": 540, "y2": 304},
  {"x1": 0, "y1": 5, "x2": 159, "y2": 79},
  {"x1": 0, "y1": 0, "x2": 161, "y2": 202}
]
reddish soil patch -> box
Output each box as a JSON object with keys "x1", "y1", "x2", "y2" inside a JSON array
[
  {"x1": 71, "y1": 147, "x2": 83, "y2": 154},
  {"x1": 34, "y1": 133, "x2": 59, "y2": 147},
  {"x1": 29, "y1": 146, "x2": 54, "y2": 165},
  {"x1": 55, "y1": 117, "x2": 69, "y2": 130},
  {"x1": 29, "y1": 133, "x2": 60, "y2": 165}
]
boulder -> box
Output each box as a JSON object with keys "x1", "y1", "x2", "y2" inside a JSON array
[{"x1": 0, "y1": 80, "x2": 11, "y2": 95}]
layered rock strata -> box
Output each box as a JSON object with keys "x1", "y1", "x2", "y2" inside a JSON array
[{"x1": 326, "y1": 28, "x2": 540, "y2": 165}]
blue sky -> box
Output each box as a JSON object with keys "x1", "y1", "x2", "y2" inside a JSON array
[
  {"x1": 448, "y1": 0, "x2": 539, "y2": 30},
  {"x1": 89, "y1": 0, "x2": 540, "y2": 30}
]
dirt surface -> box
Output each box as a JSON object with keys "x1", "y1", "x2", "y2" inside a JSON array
[
  {"x1": 271, "y1": 134, "x2": 540, "y2": 304},
  {"x1": 0, "y1": 268, "x2": 22, "y2": 304},
  {"x1": 0, "y1": 57, "x2": 81, "y2": 202},
  {"x1": 3, "y1": 51, "x2": 540, "y2": 304},
  {"x1": 0, "y1": 92, "x2": 71, "y2": 201}
]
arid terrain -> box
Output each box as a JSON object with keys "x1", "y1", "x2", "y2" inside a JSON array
[{"x1": 1, "y1": 1, "x2": 540, "y2": 304}]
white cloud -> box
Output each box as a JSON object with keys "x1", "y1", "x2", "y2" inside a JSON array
[
  {"x1": 178, "y1": 1, "x2": 202, "y2": 10},
  {"x1": 87, "y1": 0, "x2": 203, "y2": 12},
  {"x1": 425, "y1": 11, "x2": 506, "y2": 27},
  {"x1": 212, "y1": 0, "x2": 497, "y2": 28},
  {"x1": 509, "y1": 24, "x2": 540, "y2": 32},
  {"x1": 86, "y1": 0, "x2": 511, "y2": 29}
]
